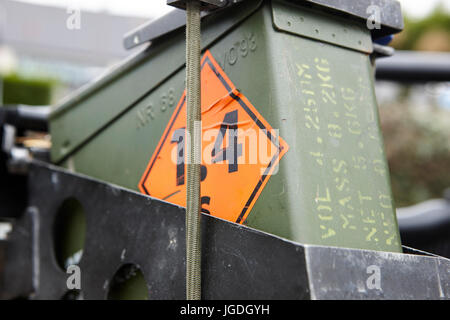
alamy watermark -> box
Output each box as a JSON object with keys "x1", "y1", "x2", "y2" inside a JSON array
[
  {"x1": 366, "y1": 5, "x2": 382, "y2": 30},
  {"x1": 66, "y1": 5, "x2": 81, "y2": 30},
  {"x1": 170, "y1": 123, "x2": 282, "y2": 176},
  {"x1": 66, "y1": 264, "x2": 81, "y2": 290},
  {"x1": 366, "y1": 265, "x2": 382, "y2": 291}
]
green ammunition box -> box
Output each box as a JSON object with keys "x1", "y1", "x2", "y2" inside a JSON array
[{"x1": 50, "y1": 0, "x2": 404, "y2": 252}]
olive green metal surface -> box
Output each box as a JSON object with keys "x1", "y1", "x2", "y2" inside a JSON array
[{"x1": 50, "y1": 0, "x2": 402, "y2": 253}]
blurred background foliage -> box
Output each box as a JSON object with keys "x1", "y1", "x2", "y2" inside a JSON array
[
  {"x1": 391, "y1": 5, "x2": 450, "y2": 52},
  {"x1": 379, "y1": 101, "x2": 450, "y2": 207},
  {"x1": 379, "y1": 4, "x2": 450, "y2": 207},
  {"x1": 3, "y1": 74, "x2": 54, "y2": 105}
]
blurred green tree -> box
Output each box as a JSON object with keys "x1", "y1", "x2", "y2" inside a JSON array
[
  {"x1": 3, "y1": 74, "x2": 54, "y2": 106},
  {"x1": 392, "y1": 5, "x2": 450, "y2": 52}
]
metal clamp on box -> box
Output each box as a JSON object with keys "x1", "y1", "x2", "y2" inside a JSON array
[{"x1": 167, "y1": 0, "x2": 236, "y2": 11}]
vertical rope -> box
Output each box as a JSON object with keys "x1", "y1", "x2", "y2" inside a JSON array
[{"x1": 185, "y1": 0, "x2": 202, "y2": 301}]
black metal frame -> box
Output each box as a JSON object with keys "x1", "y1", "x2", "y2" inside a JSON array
[{"x1": 0, "y1": 161, "x2": 449, "y2": 299}]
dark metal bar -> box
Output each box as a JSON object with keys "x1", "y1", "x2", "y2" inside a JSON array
[
  {"x1": 0, "y1": 105, "x2": 50, "y2": 132},
  {"x1": 376, "y1": 51, "x2": 450, "y2": 83}
]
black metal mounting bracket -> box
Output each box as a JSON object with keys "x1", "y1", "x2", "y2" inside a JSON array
[{"x1": 0, "y1": 161, "x2": 449, "y2": 300}]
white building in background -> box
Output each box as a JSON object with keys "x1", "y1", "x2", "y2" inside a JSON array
[{"x1": 0, "y1": 0, "x2": 152, "y2": 102}]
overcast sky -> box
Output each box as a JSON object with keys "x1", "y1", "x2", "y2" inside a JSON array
[{"x1": 12, "y1": 0, "x2": 450, "y2": 19}]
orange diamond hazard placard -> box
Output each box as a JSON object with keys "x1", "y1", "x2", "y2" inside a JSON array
[{"x1": 139, "y1": 51, "x2": 289, "y2": 224}]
